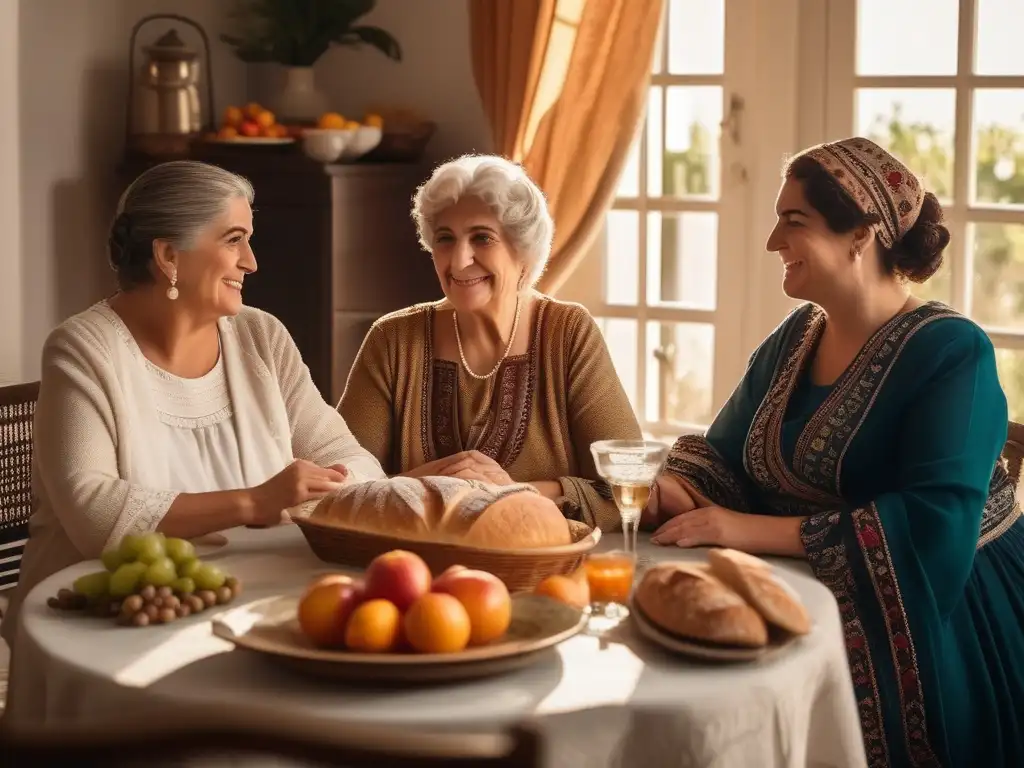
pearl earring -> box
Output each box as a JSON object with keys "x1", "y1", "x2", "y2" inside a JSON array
[{"x1": 166, "y1": 269, "x2": 179, "y2": 301}]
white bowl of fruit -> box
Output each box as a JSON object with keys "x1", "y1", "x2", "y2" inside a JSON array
[
  {"x1": 301, "y1": 112, "x2": 382, "y2": 163},
  {"x1": 48, "y1": 532, "x2": 242, "y2": 628}
]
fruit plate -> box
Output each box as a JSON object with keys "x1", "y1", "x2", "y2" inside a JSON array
[
  {"x1": 206, "y1": 136, "x2": 295, "y2": 145},
  {"x1": 630, "y1": 601, "x2": 803, "y2": 663},
  {"x1": 292, "y1": 517, "x2": 601, "y2": 593},
  {"x1": 212, "y1": 593, "x2": 586, "y2": 683}
]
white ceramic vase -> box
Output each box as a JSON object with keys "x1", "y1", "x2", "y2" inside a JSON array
[{"x1": 271, "y1": 66, "x2": 329, "y2": 123}]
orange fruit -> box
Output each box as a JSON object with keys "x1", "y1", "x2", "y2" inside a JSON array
[
  {"x1": 364, "y1": 113, "x2": 384, "y2": 128},
  {"x1": 317, "y1": 112, "x2": 346, "y2": 129},
  {"x1": 431, "y1": 569, "x2": 511, "y2": 646},
  {"x1": 403, "y1": 593, "x2": 471, "y2": 654},
  {"x1": 244, "y1": 102, "x2": 264, "y2": 120},
  {"x1": 256, "y1": 110, "x2": 276, "y2": 128},
  {"x1": 297, "y1": 577, "x2": 364, "y2": 648},
  {"x1": 534, "y1": 575, "x2": 589, "y2": 610},
  {"x1": 216, "y1": 125, "x2": 239, "y2": 140},
  {"x1": 222, "y1": 106, "x2": 244, "y2": 128},
  {"x1": 344, "y1": 599, "x2": 402, "y2": 652},
  {"x1": 344, "y1": 120, "x2": 361, "y2": 131}
]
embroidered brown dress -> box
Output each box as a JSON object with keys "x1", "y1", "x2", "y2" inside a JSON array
[
  {"x1": 338, "y1": 296, "x2": 642, "y2": 531},
  {"x1": 663, "y1": 302, "x2": 1024, "y2": 768}
]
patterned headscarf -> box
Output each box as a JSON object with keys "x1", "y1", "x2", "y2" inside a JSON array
[{"x1": 795, "y1": 137, "x2": 925, "y2": 249}]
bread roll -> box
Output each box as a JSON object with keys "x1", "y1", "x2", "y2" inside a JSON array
[
  {"x1": 310, "y1": 476, "x2": 573, "y2": 549},
  {"x1": 706, "y1": 548, "x2": 811, "y2": 635},
  {"x1": 462, "y1": 493, "x2": 573, "y2": 549},
  {"x1": 634, "y1": 562, "x2": 768, "y2": 647}
]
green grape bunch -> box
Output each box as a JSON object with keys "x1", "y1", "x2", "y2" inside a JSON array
[{"x1": 47, "y1": 532, "x2": 242, "y2": 627}]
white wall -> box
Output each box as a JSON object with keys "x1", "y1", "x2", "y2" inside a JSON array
[
  {"x1": 0, "y1": 0, "x2": 21, "y2": 385},
  {"x1": 14, "y1": 0, "x2": 247, "y2": 381}
]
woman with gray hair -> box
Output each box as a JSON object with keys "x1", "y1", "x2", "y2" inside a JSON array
[
  {"x1": 340, "y1": 154, "x2": 641, "y2": 530},
  {"x1": 2, "y1": 160, "x2": 384, "y2": 645}
]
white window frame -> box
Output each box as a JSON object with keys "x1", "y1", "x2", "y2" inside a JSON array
[
  {"x1": 561, "y1": 0, "x2": 806, "y2": 435},
  {"x1": 822, "y1": 0, "x2": 1024, "y2": 355},
  {"x1": 580, "y1": 0, "x2": 759, "y2": 439}
]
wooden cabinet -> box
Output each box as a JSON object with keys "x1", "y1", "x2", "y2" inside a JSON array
[{"x1": 119, "y1": 149, "x2": 440, "y2": 403}]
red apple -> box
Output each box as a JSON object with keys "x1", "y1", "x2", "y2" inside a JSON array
[
  {"x1": 432, "y1": 568, "x2": 511, "y2": 645},
  {"x1": 297, "y1": 575, "x2": 365, "y2": 648},
  {"x1": 363, "y1": 550, "x2": 432, "y2": 612},
  {"x1": 239, "y1": 120, "x2": 260, "y2": 138}
]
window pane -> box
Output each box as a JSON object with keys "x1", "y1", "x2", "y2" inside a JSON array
[
  {"x1": 973, "y1": 90, "x2": 1024, "y2": 207},
  {"x1": 976, "y1": 0, "x2": 1024, "y2": 75},
  {"x1": 971, "y1": 223, "x2": 1024, "y2": 329},
  {"x1": 645, "y1": 322, "x2": 714, "y2": 426},
  {"x1": 616, "y1": 132, "x2": 640, "y2": 198},
  {"x1": 603, "y1": 211, "x2": 640, "y2": 306},
  {"x1": 995, "y1": 348, "x2": 1024, "y2": 422},
  {"x1": 663, "y1": 86, "x2": 722, "y2": 200},
  {"x1": 595, "y1": 317, "x2": 639, "y2": 412},
  {"x1": 667, "y1": 0, "x2": 724, "y2": 75},
  {"x1": 647, "y1": 87, "x2": 663, "y2": 197},
  {"x1": 856, "y1": 0, "x2": 958, "y2": 75},
  {"x1": 856, "y1": 88, "x2": 956, "y2": 202},
  {"x1": 647, "y1": 212, "x2": 717, "y2": 309}
]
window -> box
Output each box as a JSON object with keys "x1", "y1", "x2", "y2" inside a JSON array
[
  {"x1": 580, "y1": 0, "x2": 755, "y2": 438},
  {"x1": 825, "y1": 0, "x2": 1024, "y2": 419}
]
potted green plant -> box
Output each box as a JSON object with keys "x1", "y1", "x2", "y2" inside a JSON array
[{"x1": 221, "y1": 0, "x2": 402, "y2": 122}]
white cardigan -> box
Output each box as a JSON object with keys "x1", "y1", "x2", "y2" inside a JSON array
[{"x1": 2, "y1": 301, "x2": 384, "y2": 642}]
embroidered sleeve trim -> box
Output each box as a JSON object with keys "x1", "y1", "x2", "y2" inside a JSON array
[{"x1": 665, "y1": 434, "x2": 753, "y2": 512}]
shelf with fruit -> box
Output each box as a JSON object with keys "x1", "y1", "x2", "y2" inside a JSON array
[{"x1": 47, "y1": 532, "x2": 242, "y2": 628}]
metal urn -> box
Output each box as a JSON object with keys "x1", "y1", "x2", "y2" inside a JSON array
[{"x1": 125, "y1": 13, "x2": 215, "y2": 158}]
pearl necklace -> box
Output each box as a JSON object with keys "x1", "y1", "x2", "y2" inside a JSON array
[{"x1": 453, "y1": 296, "x2": 522, "y2": 380}]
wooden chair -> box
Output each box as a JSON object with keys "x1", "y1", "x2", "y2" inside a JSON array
[
  {"x1": 1003, "y1": 421, "x2": 1024, "y2": 487},
  {"x1": 0, "y1": 382, "x2": 39, "y2": 608},
  {"x1": 0, "y1": 704, "x2": 543, "y2": 767}
]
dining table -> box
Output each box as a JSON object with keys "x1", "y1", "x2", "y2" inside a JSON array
[{"x1": 4, "y1": 525, "x2": 868, "y2": 767}]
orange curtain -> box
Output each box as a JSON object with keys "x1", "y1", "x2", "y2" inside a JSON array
[{"x1": 469, "y1": 0, "x2": 664, "y2": 294}]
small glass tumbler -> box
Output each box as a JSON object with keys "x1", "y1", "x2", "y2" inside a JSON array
[{"x1": 584, "y1": 549, "x2": 637, "y2": 630}]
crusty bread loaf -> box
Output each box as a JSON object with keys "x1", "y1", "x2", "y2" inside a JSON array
[
  {"x1": 310, "y1": 476, "x2": 573, "y2": 549},
  {"x1": 706, "y1": 548, "x2": 811, "y2": 635},
  {"x1": 634, "y1": 562, "x2": 768, "y2": 647}
]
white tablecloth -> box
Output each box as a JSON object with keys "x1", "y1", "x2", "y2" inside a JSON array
[{"x1": 4, "y1": 527, "x2": 866, "y2": 767}]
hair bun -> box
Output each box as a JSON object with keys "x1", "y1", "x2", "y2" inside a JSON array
[
  {"x1": 890, "y1": 192, "x2": 949, "y2": 283},
  {"x1": 107, "y1": 212, "x2": 133, "y2": 270}
]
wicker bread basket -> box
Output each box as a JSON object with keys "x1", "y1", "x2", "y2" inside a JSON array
[{"x1": 292, "y1": 517, "x2": 601, "y2": 592}]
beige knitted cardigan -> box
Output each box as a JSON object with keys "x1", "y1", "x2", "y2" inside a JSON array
[{"x1": 2, "y1": 301, "x2": 384, "y2": 645}]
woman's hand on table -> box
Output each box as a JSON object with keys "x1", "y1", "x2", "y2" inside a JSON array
[
  {"x1": 650, "y1": 505, "x2": 751, "y2": 549},
  {"x1": 640, "y1": 473, "x2": 697, "y2": 529},
  {"x1": 246, "y1": 460, "x2": 348, "y2": 526},
  {"x1": 650, "y1": 505, "x2": 808, "y2": 557}
]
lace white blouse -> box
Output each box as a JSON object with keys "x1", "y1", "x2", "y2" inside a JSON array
[{"x1": 2, "y1": 300, "x2": 385, "y2": 644}]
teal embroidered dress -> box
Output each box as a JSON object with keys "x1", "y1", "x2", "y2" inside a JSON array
[{"x1": 665, "y1": 302, "x2": 1024, "y2": 768}]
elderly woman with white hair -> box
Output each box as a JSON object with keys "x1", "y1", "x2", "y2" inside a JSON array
[
  {"x1": 339, "y1": 155, "x2": 641, "y2": 530},
  {"x1": 2, "y1": 160, "x2": 385, "y2": 647}
]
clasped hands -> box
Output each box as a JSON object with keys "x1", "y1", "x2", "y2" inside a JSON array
[
  {"x1": 403, "y1": 450, "x2": 514, "y2": 486},
  {"x1": 643, "y1": 473, "x2": 754, "y2": 550}
]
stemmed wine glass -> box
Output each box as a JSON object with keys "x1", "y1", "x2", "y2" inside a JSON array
[{"x1": 589, "y1": 439, "x2": 670, "y2": 562}]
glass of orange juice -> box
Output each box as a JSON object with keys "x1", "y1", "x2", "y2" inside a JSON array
[{"x1": 584, "y1": 549, "x2": 636, "y2": 628}]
